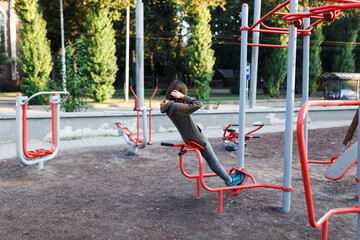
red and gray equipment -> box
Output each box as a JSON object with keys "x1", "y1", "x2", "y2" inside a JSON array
[
  {"x1": 115, "y1": 79, "x2": 157, "y2": 153},
  {"x1": 161, "y1": 140, "x2": 292, "y2": 214},
  {"x1": 297, "y1": 100, "x2": 360, "y2": 240},
  {"x1": 222, "y1": 124, "x2": 264, "y2": 151},
  {"x1": 16, "y1": 91, "x2": 69, "y2": 169}
]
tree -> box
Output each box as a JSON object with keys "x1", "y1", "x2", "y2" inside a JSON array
[
  {"x1": 263, "y1": 34, "x2": 288, "y2": 97},
  {"x1": 261, "y1": 1, "x2": 289, "y2": 97},
  {"x1": 210, "y1": 0, "x2": 248, "y2": 93},
  {"x1": 50, "y1": 37, "x2": 89, "y2": 112},
  {"x1": 143, "y1": 0, "x2": 185, "y2": 84},
  {"x1": 0, "y1": 30, "x2": 8, "y2": 75},
  {"x1": 309, "y1": 25, "x2": 324, "y2": 94},
  {"x1": 176, "y1": 0, "x2": 225, "y2": 101},
  {"x1": 15, "y1": 0, "x2": 53, "y2": 104},
  {"x1": 332, "y1": 12, "x2": 359, "y2": 73},
  {"x1": 187, "y1": 4, "x2": 215, "y2": 100},
  {"x1": 322, "y1": 9, "x2": 360, "y2": 73},
  {"x1": 39, "y1": 0, "x2": 133, "y2": 54},
  {"x1": 84, "y1": 7, "x2": 118, "y2": 102}
]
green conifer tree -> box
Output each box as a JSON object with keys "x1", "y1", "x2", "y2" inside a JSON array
[
  {"x1": 309, "y1": 26, "x2": 324, "y2": 94},
  {"x1": 264, "y1": 34, "x2": 288, "y2": 97},
  {"x1": 84, "y1": 7, "x2": 118, "y2": 103},
  {"x1": 332, "y1": 9, "x2": 360, "y2": 73},
  {"x1": 176, "y1": 0, "x2": 225, "y2": 101},
  {"x1": 15, "y1": 0, "x2": 53, "y2": 103},
  {"x1": 188, "y1": 4, "x2": 215, "y2": 101}
]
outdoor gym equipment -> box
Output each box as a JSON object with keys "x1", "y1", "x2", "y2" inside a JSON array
[
  {"x1": 239, "y1": 2, "x2": 296, "y2": 212},
  {"x1": 115, "y1": 81, "x2": 157, "y2": 153},
  {"x1": 325, "y1": 141, "x2": 358, "y2": 181},
  {"x1": 222, "y1": 124, "x2": 264, "y2": 151},
  {"x1": 161, "y1": 140, "x2": 291, "y2": 214},
  {"x1": 343, "y1": 109, "x2": 358, "y2": 150},
  {"x1": 16, "y1": 91, "x2": 69, "y2": 169},
  {"x1": 239, "y1": 0, "x2": 360, "y2": 213},
  {"x1": 297, "y1": 100, "x2": 360, "y2": 240}
]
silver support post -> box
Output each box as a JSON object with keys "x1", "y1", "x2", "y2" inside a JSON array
[
  {"x1": 357, "y1": 106, "x2": 360, "y2": 240},
  {"x1": 249, "y1": 0, "x2": 261, "y2": 109},
  {"x1": 60, "y1": 0, "x2": 66, "y2": 90},
  {"x1": 282, "y1": 0, "x2": 298, "y2": 212},
  {"x1": 125, "y1": 6, "x2": 130, "y2": 102},
  {"x1": 302, "y1": 8, "x2": 310, "y2": 156},
  {"x1": 238, "y1": 3, "x2": 249, "y2": 169},
  {"x1": 135, "y1": 0, "x2": 144, "y2": 108}
]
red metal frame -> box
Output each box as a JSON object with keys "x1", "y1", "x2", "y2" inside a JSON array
[
  {"x1": 240, "y1": 0, "x2": 360, "y2": 49},
  {"x1": 162, "y1": 139, "x2": 292, "y2": 214},
  {"x1": 282, "y1": 0, "x2": 360, "y2": 37},
  {"x1": 223, "y1": 124, "x2": 264, "y2": 144},
  {"x1": 148, "y1": 85, "x2": 158, "y2": 145},
  {"x1": 297, "y1": 100, "x2": 360, "y2": 240},
  {"x1": 239, "y1": 0, "x2": 291, "y2": 48},
  {"x1": 22, "y1": 102, "x2": 56, "y2": 159},
  {"x1": 116, "y1": 85, "x2": 158, "y2": 146}
]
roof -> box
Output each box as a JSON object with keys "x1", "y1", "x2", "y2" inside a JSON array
[
  {"x1": 318, "y1": 72, "x2": 360, "y2": 81},
  {"x1": 217, "y1": 69, "x2": 234, "y2": 79}
]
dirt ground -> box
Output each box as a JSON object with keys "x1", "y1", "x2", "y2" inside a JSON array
[{"x1": 1, "y1": 126, "x2": 359, "y2": 239}]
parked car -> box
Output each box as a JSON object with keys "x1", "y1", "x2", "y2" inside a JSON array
[{"x1": 326, "y1": 88, "x2": 357, "y2": 100}]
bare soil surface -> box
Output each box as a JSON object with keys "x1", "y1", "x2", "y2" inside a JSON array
[{"x1": 0, "y1": 126, "x2": 358, "y2": 239}]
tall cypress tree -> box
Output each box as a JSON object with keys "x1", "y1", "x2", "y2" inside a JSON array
[
  {"x1": 176, "y1": 0, "x2": 225, "y2": 101},
  {"x1": 188, "y1": 3, "x2": 215, "y2": 100},
  {"x1": 309, "y1": 26, "x2": 324, "y2": 94},
  {"x1": 262, "y1": 0, "x2": 289, "y2": 97},
  {"x1": 84, "y1": 7, "x2": 118, "y2": 102},
  {"x1": 15, "y1": 0, "x2": 53, "y2": 103},
  {"x1": 264, "y1": 34, "x2": 288, "y2": 97}
]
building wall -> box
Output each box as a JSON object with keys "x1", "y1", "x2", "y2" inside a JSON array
[{"x1": 0, "y1": 0, "x2": 19, "y2": 91}]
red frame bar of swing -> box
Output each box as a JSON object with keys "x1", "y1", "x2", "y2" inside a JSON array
[
  {"x1": 129, "y1": 85, "x2": 157, "y2": 146},
  {"x1": 172, "y1": 143, "x2": 290, "y2": 214},
  {"x1": 283, "y1": 1, "x2": 360, "y2": 22},
  {"x1": 22, "y1": 102, "x2": 56, "y2": 159},
  {"x1": 223, "y1": 124, "x2": 264, "y2": 143},
  {"x1": 129, "y1": 85, "x2": 141, "y2": 146},
  {"x1": 238, "y1": 0, "x2": 290, "y2": 48},
  {"x1": 148, "y1": 86, "x2": 158, "y2": 144},
  {"x1": 243, "y1": 0, "x2": 360, "y2": 49},
  {"x1": 297, "y1": 100, "x2": 360, "y2": 239}
]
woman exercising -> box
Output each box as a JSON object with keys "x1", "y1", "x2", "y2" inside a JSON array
[{"x1": 160, "y1": 80, "x2": 244, "y2": 187}]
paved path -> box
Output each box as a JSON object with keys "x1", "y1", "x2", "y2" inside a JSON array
[{"x1": 1, "y1": 120, "x2": 351, "y2": 161}]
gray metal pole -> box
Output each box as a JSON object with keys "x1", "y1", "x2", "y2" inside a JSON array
[
  {"x1": 60, "y1": 0, "x2": 66, "y2": 90},
  {"x1": 282, "y1": 0, "x2": 298, "y2": 212},
  {"x1": 135, "y1": 0, "x2": 144, "y2": 107},
  {"x1": 303, "y1": 8, "x2": 310, "y2": 155},
  {"x1": 238, "y1": 3, "x2": 249, "y2": 169},
  {"x1": 249, "y1": 0, "x2": 261, "y2": 109},
  {"x1": 125, "y1": 6, "x2": 130, "y2": 102}
]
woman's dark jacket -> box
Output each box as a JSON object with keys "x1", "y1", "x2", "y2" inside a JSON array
[{"x1": 160, "y1": 96, "x2": 207, "y2": 147}]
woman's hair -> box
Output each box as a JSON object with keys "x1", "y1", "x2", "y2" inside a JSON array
[{"x1": 165, "y1": 80, "x2": 188, "y2": 101}]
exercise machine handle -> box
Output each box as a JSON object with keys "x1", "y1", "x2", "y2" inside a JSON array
[
  {"x1": 20, "y1": 91, "x2": 70, "y2": 106},
  {"x1": 161, "y1": 142, "x2": 174, "y2": 147},
  {"x1": 178, "y1": 150, "x2": 187, "y2": 156}
]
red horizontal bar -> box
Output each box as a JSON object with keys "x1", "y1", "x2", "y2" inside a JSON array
[{"x1": 251, "y1": 29, "x2": 289, "y2": 34}]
